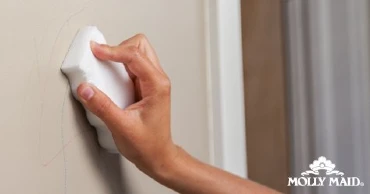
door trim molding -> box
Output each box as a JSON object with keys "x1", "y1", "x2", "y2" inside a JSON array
[{"x1": 204, "y1": 0, "x2": 247, "y2": 178}]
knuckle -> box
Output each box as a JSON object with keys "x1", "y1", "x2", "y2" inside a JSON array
[
  {"x1": 94, "y1": 99, "x2": 112, "y2": 118},
  {"x1": 127, "y1": 46, "x2": 141, "y2": 64},
  {"x1": 158, "y1": 77, "x2": 171, "y2": 95},
  {"x1": 108, "y1": 46, "x2": 118, "y2": 58},
  {"x1": 135, "y1": 33, "x2": 147, "y2": 41},
  {"x1": 105, "y1": 45, "x2": 121, "y2": 60}
]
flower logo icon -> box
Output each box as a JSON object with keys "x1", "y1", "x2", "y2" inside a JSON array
[{"x1": 301, "y1": 156, "x2": 344, "y2": 176}]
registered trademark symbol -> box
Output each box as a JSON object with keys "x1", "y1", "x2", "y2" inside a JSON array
[{"x1": 360, "y1": 182, "x2": 364, "y2": 186}]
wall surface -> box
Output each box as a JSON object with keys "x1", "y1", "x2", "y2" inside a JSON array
[{"x1": 0, "y1": 1, "x2": 209, "y2": 194}]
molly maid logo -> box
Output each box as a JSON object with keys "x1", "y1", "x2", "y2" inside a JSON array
[{"x1": 288, "y1": 156, "x2": 364, "y2": 187}]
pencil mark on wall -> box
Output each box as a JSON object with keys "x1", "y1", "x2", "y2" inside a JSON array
[
  {"x1": 38, "y1": 0, "x2": 94, "y2": 49},
  {"x1": 39, "y1": 85, "x2": 92, "y2": 168},
  {"x1": 19, "y1": 38, "x2": 40, "y2": 126},
  {"x1": 46, "y1": 3, "x2": 90, "y2": 73},
  {"x1": 37, "y1": 0, "x2": 95, "y2": 168},
  {"x1": 33, "y1": 2, "x2": 102, "y2": 192},
  {"x1": 41, "y1": 132, "x2": 82, "y2": 167},
  {"x1": 39, "y1": 0, "x2": 94, "y2": 110}
]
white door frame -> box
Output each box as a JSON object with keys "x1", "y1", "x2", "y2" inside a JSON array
[{"x1": 204, "y1": 0, "x2": 247, "y2": 178}]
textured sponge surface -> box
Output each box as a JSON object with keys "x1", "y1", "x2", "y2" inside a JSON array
[{"x1": 61, "y1": 26, "x2": 135, "y2": 153}]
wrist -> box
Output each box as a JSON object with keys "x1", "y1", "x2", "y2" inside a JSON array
[{"x1": 152, "y1": 145, "x2": 187, "y2": 184}]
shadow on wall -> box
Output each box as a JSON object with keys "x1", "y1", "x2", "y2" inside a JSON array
[{"x1": 69, "y1": 83, "x2": 131, "y2": 194}]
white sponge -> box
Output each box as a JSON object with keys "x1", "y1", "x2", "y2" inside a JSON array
[{"x1": 61, "y1": 26, "x2": 135, "y2": 153}]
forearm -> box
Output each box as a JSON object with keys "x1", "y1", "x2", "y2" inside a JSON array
[{"x1": 153, "y1": 146, "x2": 280, "y2": 194}]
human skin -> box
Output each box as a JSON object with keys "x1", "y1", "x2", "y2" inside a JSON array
[{"x1": 76, "y1": 34, "x2": 280, "y2": 194}]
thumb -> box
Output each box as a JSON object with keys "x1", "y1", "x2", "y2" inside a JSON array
[{"x1": 77, "y1": 83, "x2": 124, "y2": 127}]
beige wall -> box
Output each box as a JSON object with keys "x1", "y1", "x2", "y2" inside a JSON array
[{"x1": 0, "y1": 0, "x2": 209, "y2": 193}]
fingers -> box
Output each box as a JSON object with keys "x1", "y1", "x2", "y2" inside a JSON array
[
  {"x1": 91, "y1": 41, "x2": 160, "y2": 83},
  {"x1": 77, "y1": 83, "x2": 125, "y2": 129},
  {"x1": 90, "y1": 34, "x2": 171, "y2": 100},
  {"x1": 91, "y1": 33, "x2": 165, "y2": 75},
  {"x1": 119, "y1": 34, "x2": 164, "y2": 74}
]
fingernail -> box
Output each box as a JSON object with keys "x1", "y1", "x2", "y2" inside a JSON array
[
  {"x1": 90, "y1": 41, "x2": 98, "y2": 49},
  {"x1": 80, "y1": 86, "x2": 94, "y2": 101}
]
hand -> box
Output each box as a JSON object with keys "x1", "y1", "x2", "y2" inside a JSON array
[
  {"x1": 77, "y1": 34, "x2": 178, "y2": 177},
  {"x1": 77, "y1": 34, "x2": 279, "y2": 194}
]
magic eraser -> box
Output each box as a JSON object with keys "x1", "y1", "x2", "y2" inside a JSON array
[{"x1": 61, "y1": 26, "x2": 135, "y2": 153}]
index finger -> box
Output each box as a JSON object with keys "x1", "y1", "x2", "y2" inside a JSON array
[{"x1": 91, "y1": 41, "x2": 161, "y2": 83}]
